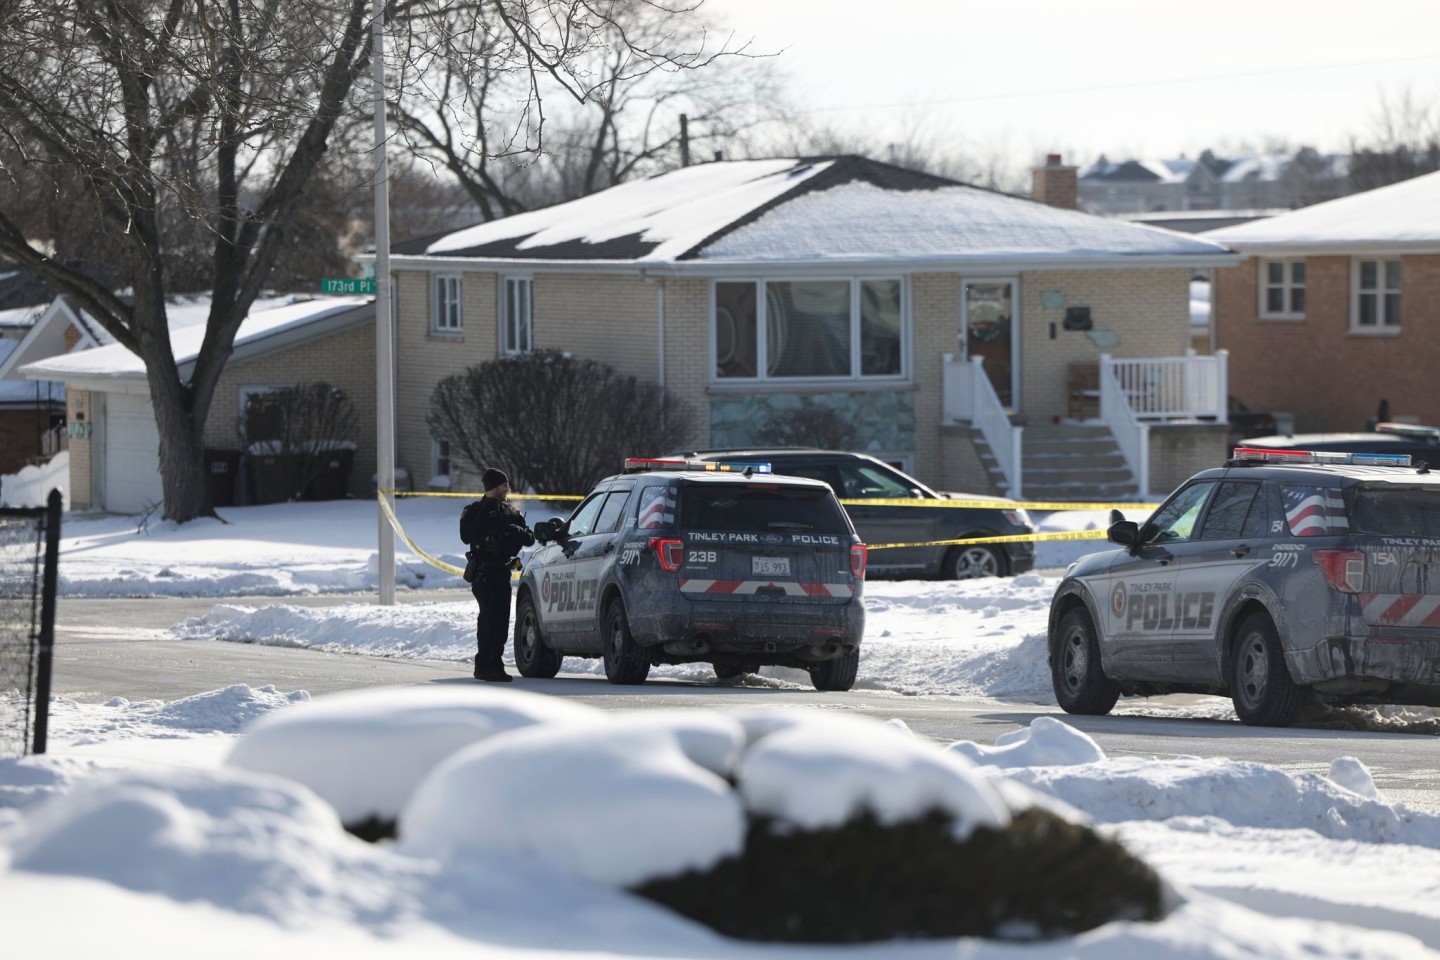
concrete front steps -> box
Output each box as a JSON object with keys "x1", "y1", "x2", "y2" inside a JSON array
[{"x1": 976, "y1": 423, "x2": 1139, "y2": 502}]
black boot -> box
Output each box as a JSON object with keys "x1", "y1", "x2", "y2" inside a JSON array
[{"x1": 474, "y1": 662, "x2": 513, "y2": 682}]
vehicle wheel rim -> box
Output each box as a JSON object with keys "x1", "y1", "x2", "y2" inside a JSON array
[
  {"x1": 518, "y1": 613, "x2": 536, "y2": 663},
  {"x1": 955, "y1": 548, "x2": 997, "y2": 579},
  {"x1": 1062, "y1": 632, "x2": 1088, "y2": 692},
  {"x1": 608, "y1": 615, "x2": 623, "y2": 659},
  {"x1": 1237, "y1": 636, "x2": 1267, "y2": 707}
]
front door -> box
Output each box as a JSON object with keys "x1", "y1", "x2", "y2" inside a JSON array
[{"x1": 962, "y1": 280, "x2": 1017, "y2": 407}]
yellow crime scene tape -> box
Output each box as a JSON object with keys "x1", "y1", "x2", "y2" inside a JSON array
[{"x1": 377, "y1": 489, "x2": 1157, "y2": 572}]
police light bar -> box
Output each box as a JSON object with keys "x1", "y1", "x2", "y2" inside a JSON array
[
  {"x1": 622, "y1": 457, "x2": 773, "y2": 474},
  {"x1": 699, "y1": 460, "x2": 773, "y2": 474},
  {"x1": 1231, "y1": 447, "x2": 1412, "y2": 467}
]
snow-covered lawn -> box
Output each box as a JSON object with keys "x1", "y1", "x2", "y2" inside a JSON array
[{"x1": 2, "y1": 497, "x2": 1438, "y2": 957}]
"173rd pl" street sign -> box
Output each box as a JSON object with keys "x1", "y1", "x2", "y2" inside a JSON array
[{"x1": 321, "y1": 278, "x2": 376, "y2": 295}]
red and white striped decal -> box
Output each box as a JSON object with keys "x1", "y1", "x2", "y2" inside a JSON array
[
  {"x1": 1359, "y1": 593, "x2": 1440, "y2": 628},
  {"x1": 679, "y1": 579, "x2": 854, "y2": 598}
]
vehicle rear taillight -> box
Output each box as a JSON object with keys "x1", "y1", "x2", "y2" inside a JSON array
[
  {"x1": 650, "y1": 537, "x2": 684, "y2": 572},
  {"x1": 1314, "y1": 549, "x2": 1365, "y2": 593},
  {"x1": 850, "y1": 544, "x2": 868, "y2": 579}
]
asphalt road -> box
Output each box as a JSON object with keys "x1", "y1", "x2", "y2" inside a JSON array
[{"x1": 49, "y1": 589, "x2": 1440, "y2": 813}]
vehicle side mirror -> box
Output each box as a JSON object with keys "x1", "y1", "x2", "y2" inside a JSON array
[
  {"x1": 533, "y1": 518, "x2": 566, "y2": 544},
  {"x1": 1107, "y1": 519, "x2": 1141, "y2": 547}
]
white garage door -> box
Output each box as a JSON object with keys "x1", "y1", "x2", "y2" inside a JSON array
[{"x1": 103, "y1": 393, "x2": 163, "y2": 514}]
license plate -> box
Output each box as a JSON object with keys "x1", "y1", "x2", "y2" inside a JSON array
[{"x1": 753, "y1": 556, "x2": 790, "y2": 577}]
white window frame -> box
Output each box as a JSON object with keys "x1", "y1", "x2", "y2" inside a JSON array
[
  {"x1": 432, "y1": 273, "x2": 463, "y2": 334},
  {"x1": 430, "y1": 437, "x2": 452, "y2": 488},
  {"x1": 1351, "y1": 258, "x2": 1401, "y2": 334},
  {"x1": 709, "y1": 276, "x2": 910, "y2": 385},
  {"x1": 1258, "y1": 258, "x2": 1306, "y2": 320},
  {"x1": 501, "y1": 276, "x2": 533, "y2": 355}
]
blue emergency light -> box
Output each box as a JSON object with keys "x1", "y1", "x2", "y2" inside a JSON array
[
  {"x1": 622, "y1": 457, "x2": 773, "y2": 474},
  {"x1": 1232, "y1": 447, "x2": 1412, "y2": 467}
]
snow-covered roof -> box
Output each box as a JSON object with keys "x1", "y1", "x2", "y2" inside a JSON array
[
  {"x1": 404, "y1": 156, "x2": 1236, "y2": 269},
  {"x1": 21, "y1": 296, "x2": 371, "y2": 382},
  {"x1": 1201, "y1": 170, "x2": 1440, "y2": 252},
  {"x1": 424, "y1": 158, "x2": 829, "y2": 262},
  {"x1": 0, "y1": 303, "x2": 45, "y2": 330},
  {"x1": 702, "y1": 181, "x2": 1229, "y2": 262}
]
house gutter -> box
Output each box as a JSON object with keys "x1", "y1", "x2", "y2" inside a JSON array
[
  {"x1": 1208, "y1": 241, "x2": 1440, "y2": 257},
  {"x1": 382, "y1": 252, "x2": 1244, "y2": 277}
]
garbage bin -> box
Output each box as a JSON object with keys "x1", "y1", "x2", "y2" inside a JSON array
[
  {"x1": 203, "y1": 449, "x2": 242, "y2": 508},
  {"x1": 303, "y1": 446, "x2": 355, "y2": 501},
  {"x1": 246, "y1": 450, "x2": 298, "y2": 505}
]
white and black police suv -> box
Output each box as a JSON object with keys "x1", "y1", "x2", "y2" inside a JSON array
[
  {"x1": 1049, "y1": 446, "x2": 1440, "y2": 726},
  {"x1": 514, "y1": 457, "x2": 868, "y2": 691}
]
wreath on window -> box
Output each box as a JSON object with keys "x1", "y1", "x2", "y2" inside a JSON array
[{"x1": 970, "y1": 316, "x2": 1007, "y2": 344}]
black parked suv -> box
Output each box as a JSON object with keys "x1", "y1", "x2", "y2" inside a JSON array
[
  {"x1": 1049, "y1": 445, "x2": 1440, "y2": 726},
  {"x1": 513, "y1": 457, "x2": 867, "y2": 690},
  {"x1": 1237, "y1": 422, "x2": 1440, "y2": 466},
  {"x1": 680, "y1": 449, "x2": 1036, "y2": 579}
]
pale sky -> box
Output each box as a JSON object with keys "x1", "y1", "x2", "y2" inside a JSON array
[{"x1": 710, "y1": 0, "x2": 1440, "y2": 168}]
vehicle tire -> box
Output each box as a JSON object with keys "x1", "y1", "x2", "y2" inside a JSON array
[
  {"x1": 513, "y1": 594, "x2": 561, "y2": 679},
  {"x1": 808, "y1": 648, "x2": 859, "y2": 692},
  {"x1": 602, "y1": 599, "x2": 650, "y2": 685},
  {"x1": 1051, "y1": 606, "x2": 1120, "y2": 715},
  {"x1": 1229, "y1": 612, "x2": 1303, "y2": 727},
  {"x1": 713, "y1": 662, "x2": 749, "y2": 680},
  {"x1": 942, "y1": 543, "x2": 1005, "y2": 580}
]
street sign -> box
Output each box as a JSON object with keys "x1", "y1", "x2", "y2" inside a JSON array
[{"x1": 321, "y1": 278, "x2": 376, "y2": 295}]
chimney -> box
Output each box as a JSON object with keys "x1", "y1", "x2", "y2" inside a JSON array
[{"x1": 1032, "y1": 153, "x2": 1078, "y2": 210}]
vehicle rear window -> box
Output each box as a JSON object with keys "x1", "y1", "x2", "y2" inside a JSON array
[
  {"x1": 679, "y1": 483, "x2": 851, "y2": 534},
  {"x1": 1281, "y1": 484, "x2": 1349, "y2": 537},
  {"x1": 1350, "y1": 487, "x2": 1440, "y2": 537}
]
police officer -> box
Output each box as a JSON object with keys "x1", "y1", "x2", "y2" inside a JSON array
[{"x1": 467, "y1": 467, "x2": 534, "y2": 682}]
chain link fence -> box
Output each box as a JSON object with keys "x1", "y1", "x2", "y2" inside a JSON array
[{"x1": 0, "y1": 490, "x2": 61, "y2": 758}]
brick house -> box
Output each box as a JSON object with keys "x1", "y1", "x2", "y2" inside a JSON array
[
  {"x1": 385, "y1": 155, "x2": 1241, "y2": 500},
  {"x1": 21, "y1": 296, "x2": 375, "y2": 513},
  {"x1": 1204, "y1": 170, "x2": 1440, "y2": 433}
]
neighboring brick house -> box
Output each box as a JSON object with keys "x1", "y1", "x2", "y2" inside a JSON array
[
  {"x1": 385, "y1": 155, "x2": 1239, "y2": 498},
  {"x1": 1204, "y1": 170, "x2": 1440, "y2": 433},
  {"x1": 21, "y1": 296, "x2": 374, "y2": 513}
]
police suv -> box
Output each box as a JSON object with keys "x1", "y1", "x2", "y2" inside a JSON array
[
  {"x1": 1049, "y1": 446, "x2": 1440, "y2": 726},
  {"x1": 513, "y1": 458, "x2": 867, "y2": 691}
]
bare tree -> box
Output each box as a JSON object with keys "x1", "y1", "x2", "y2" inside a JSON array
[
  {"x1": 240, "y1": 382, "x2": 358, "y2": 501},
  {"x1": 390, "y1": 0, "x2": 772, "y2": 219},
  {"x1": 1349, "y1": 86, "x2": 1440, "y2": 192},
  {"x1": 428, "y1": 351, "x2": 692, "y2": 494},
  {"x1": 0, "y1": 0, "x2": 738, "y2": 522}
]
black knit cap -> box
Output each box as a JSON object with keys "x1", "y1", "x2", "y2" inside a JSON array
[{"x1": 481, "y1": 468, "x2": 508, "y2": 492}]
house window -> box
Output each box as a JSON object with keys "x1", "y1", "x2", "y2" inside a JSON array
[
  {"x1": 502, "y1": 277, "x2": 533, "y2": 354},
  {"x1": 1353, "y1": 259, "x2": 1401, "y2": 332},
  {"x1": 1259, "y1": 258, "x2": 1305, "y2": 319},
  {"x1": 713, "y1": 278, "x2": 904, "y2": 381},
  {"x1": 433, "y1": 274, "x2": 462, "y2": 333},
  {"x1": 431, "y1": 437, "x2": 451, "y2": 488}
]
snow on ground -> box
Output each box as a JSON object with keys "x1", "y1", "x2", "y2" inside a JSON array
[{"x1": 4, "y1": 497, "x2": 1440, "y2": 955}]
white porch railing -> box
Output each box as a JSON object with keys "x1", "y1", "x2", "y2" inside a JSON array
[
  {"x1": 941, "y1": 353, "x2": 1022, "y2": 498},
  {"x1": 941, "y1": 350, "x2": 1229, "y2": 500},
  {"x1": 1098, "y1": 359, "x2": 1150, "y2": 498},
  {"x1": 1100, "y1": 349, "x2": 1228, "y2": 422}
]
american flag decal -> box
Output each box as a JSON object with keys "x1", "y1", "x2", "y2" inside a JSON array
[
  {"x1": 637, "y1": 487, "x2": 676, "y2": 529},
  {"x1": 1282, "y1": 485, "x2": 1347, "y2": 537}
]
